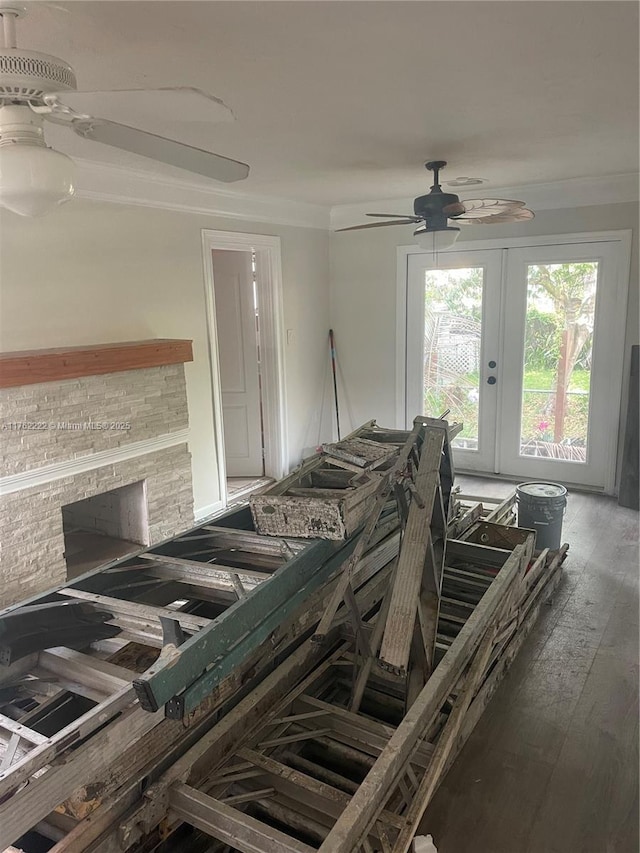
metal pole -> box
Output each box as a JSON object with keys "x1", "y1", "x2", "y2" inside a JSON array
[{"x1": 329, "y1": 329, "x2": 341, "y2": 440}]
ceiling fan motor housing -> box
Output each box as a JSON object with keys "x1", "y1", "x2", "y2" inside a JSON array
[
  {"x1": 413, "y1": 190, "x2": 461, "y2": 227},
  {"x1": 0, "y1": 48, "x2": 76, "y2": 104}
]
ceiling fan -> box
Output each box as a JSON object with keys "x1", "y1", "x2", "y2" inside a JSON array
[
  {"x1": 0, "y1": 4, "x2": 250, "y2": 216},
  {"x1": 337, "y1": 160, "x2": 534, "y2": 250}
]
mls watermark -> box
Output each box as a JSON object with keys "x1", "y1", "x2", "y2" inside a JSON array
[{"x1": 2, "y1": 421, "x2": 132, "y2": 431}]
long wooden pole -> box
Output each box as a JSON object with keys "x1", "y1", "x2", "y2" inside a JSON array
[{"x1": 329, "y1": 329, "x2": 341, "y2": 440}]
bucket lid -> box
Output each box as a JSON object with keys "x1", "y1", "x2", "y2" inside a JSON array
[{"x1": 517, "y1": 482, "x2": 567, "y2": 498}]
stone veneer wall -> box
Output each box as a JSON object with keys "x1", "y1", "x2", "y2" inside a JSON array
[{"x1": 0, "y1": 364, "x2": 195, "y2": 608}]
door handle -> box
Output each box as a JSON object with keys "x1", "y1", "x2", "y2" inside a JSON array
[{"x1": 487, "y1": 376, "x2": 497, "y2": 385}]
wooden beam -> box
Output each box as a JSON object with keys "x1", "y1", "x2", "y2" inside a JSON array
[
  {"x1": 313, "y1": 422, "x2": 422, "y2": 642},
  {"x1": 0, "y1": 339, "x2": 193, "y2": 388},
  {"x1": 59, "y1": 588, "x2": 211, "y2": 635},
  {"x1": 138, "y1": 553, "x2": 270, "y2": 583},
  {"x1": 37, "y1": 648, "x2": 133, "y2": 695},
  {"x1": 378, "y1": 427, "x2": 446, "y2": 675},
  {"x1": 390, "y1": 622, "x2": 498, "y2": 851},
  {"x1": 169, "y1": 784, "x2": 316, "y2": 852}
]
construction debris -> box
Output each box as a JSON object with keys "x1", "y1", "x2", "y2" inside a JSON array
[{"x1": 0, "y1": 417, "x2": 568, "y2": 853}]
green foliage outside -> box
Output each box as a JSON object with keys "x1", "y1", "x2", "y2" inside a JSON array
[
  {"x1": 425, "y1": 368, "x2": 590, "y2": 446},
  {"x1": 423, "y1": 262, "x2": 596, "y2": 448}
]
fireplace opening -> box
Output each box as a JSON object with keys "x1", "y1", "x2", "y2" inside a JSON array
[{"x1": 61, "y1": 481, "x2": 150, "y2": 578}]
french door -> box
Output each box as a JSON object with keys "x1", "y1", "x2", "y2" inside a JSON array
[{"x1": 405, "y1": 238, "x2": 627, "y2": 490}]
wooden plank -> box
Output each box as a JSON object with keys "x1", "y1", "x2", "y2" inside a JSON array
[
  {"x1": 59, "y1": 588, "x2": 211, "y2": 634},
  {"x1": 0, "y1": 715, "x2": 47, "y2": 746},
  {"x1": 198, "y1": 527, "x2": 306, "y2": 555},
  {"x1": 379, "y1": 427, "x2": 446, "y2": 675},
  {"x1": 321, "y1": 438, "x2": 397, "y2": 469},
  {"x1": 390, "y1": 621, "x2": 499, "y2": 851},
  {"x1": 349, "y1": 580, "x2": 394, "y2": 713},
  {"x1": 38, "y1": 648, "x2": 133, "y2": 694},
  {"x1": 137, "y1": 553, "x2": 271, "y2": 583},
  {"x1": 169, "y1": 783, "x2": 316, "y2": 853},
  {"x1": 446, "y1": 539, "x2": 511, "y2": 568},
  {"x1": 238, "y1": 748, "x2": 351, "y2": 814},
  {"x1": 0, "y1": 734, "x2": 22, "y2": 772},
  {"x1": 0, "y1": 339, "x2": 193, "y2": 388},
  {"x1": 313, "y1": 423, "x2": 422, "y2": 642},
  {"x1": 485, "y1": 492, "x2": 517, "y2": 523}
]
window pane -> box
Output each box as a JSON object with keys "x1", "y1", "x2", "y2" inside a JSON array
[
  {"x1": 423, "y1": 267, "x2": 484, "y2": 449},
  {"x1": 519, "y1": 261, "x2": 598, "y2": 462}
]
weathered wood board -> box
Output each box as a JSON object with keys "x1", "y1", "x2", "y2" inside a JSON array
[{"x1": 321, "y1": 436, "x2": 398, "y2": 469}]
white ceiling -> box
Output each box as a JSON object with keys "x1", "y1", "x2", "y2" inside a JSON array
[{"x1": 15, "y1": 1, "x2": 640, "y2": 206}]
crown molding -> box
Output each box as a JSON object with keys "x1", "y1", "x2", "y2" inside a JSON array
[
  {"x1": 330, "y1": 172, "x2": 640, "y2": 231},
  {"x1": 73, "y1": 158, "x2": 330, "y2": 230},
  {"x1": 71, "y1": 160, "x2": 638, "y2": 233}
]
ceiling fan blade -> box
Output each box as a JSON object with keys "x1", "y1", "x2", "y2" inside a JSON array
[
  {"x1": 455, "y1": 198, "x2": 527, "y2": 218},
  {"x1": 442, "y1": 201, "x2": 467, "y2": 216},
  {"x1": 456, "y1": 208, "x2": 535, "y2": 225},
  {"x1": 366, "y1": 213, "x2": 422, "y2": 221},
  {"x1": 49, "y1": 88, "x2": 235, "y2": 131},
  {"x1": 70, "y1": 117, "x2": 249, "y2": 183},
  {"x1": 336, "y1": 219, "x2": 419, "y2": 232}
]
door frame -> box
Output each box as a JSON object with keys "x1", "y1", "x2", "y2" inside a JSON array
[
  {"x1": 396, "y1": 229, "x2": 632, "y2": 493},
  {"x1": 202, "y1": 230, "x2": 289, "y2": 507}
]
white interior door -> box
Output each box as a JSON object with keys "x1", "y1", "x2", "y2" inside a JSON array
[
  {"x1": 406, "y1": 250, "x2": 503, "y2": 472},
  {"x1": 211, "y1": 249, "x2": 264, "y2": 478},
  {"x1": 499, "y1": 241, "x2": 624, "y2": 489}
]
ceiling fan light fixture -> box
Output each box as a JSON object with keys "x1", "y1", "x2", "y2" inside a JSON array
[
  {"x1": 0, "y1": 104, "x2": 75, "y2": 216},
  {"x1": 414, "y1": 225, "x2": 460, "y2": 252}
]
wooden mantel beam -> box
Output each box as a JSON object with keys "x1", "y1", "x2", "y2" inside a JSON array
[{"x1": 0, "y1": 339, "x2": 193, "y2": 388}]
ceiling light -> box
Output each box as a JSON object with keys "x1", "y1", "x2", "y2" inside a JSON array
[
  {"x1": 414, "y1": 226, "x2": 460, "y2": 252},
  {"x1": 445, "y1": 176, "x2": 485, "y2": 187},
  {"x1": 0, "y1": 105, "x2": 75, "y2": 217}
]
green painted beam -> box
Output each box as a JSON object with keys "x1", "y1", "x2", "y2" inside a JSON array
[{"x1": 133, "y1": 536, "x2": 350, "y2": 713}]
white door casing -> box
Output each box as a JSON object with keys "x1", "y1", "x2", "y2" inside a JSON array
[{"x1": 211, "y1": 249, "x2": 264, "y2": 478}]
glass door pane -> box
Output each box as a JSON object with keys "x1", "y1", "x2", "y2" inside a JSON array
[
  {"x1": 422, "y1": 268, "x2": 483, "y2": 450},
  {"x1": 500, "y1": 241, "x2": 625, "y2": 489},
  {"x1": 519, "y1": 262, "x2": 598, "y2": 462},
  {"x1": 406, "y1": 250, "x2": 503, "y2": 473}
]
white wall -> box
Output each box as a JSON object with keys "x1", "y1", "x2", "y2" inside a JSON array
[
  {"x1": 0, "y1": 200, "x2": 331, "y2": 517},
  {"x1": 330, "y1": 202, "x2": 638, "y2": 488}
]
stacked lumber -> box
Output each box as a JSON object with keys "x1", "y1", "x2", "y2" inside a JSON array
[
  {"x1": 117, "y1": 533, "x2": 567, "y2": 853},
  {"x1": 0, "y1": 417, "x2": 568, "y2": 853}
]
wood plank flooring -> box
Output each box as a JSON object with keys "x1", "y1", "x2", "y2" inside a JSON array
[{"x1": 421, "y1": 478, "x2": 639, "y2": 853}]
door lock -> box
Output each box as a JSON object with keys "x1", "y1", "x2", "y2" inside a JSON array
[
  {"x1": 488, "y1": 360, "x2": 497, "y2": 369},
  {"x1": 487, "y1": 376, "x2": 497, "y2": 385}
]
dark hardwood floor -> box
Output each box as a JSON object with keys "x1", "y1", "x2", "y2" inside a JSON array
[{"x1": 421, "y1": 477, "x2": 639, "y2": 853}]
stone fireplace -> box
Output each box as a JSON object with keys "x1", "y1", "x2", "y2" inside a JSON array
[
  {"x1": 61, "y1": 480, "x2": 150, "y2": 576},
  {"x1": 0, "y1": 340, "x2": 196, "y2": 607}
]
